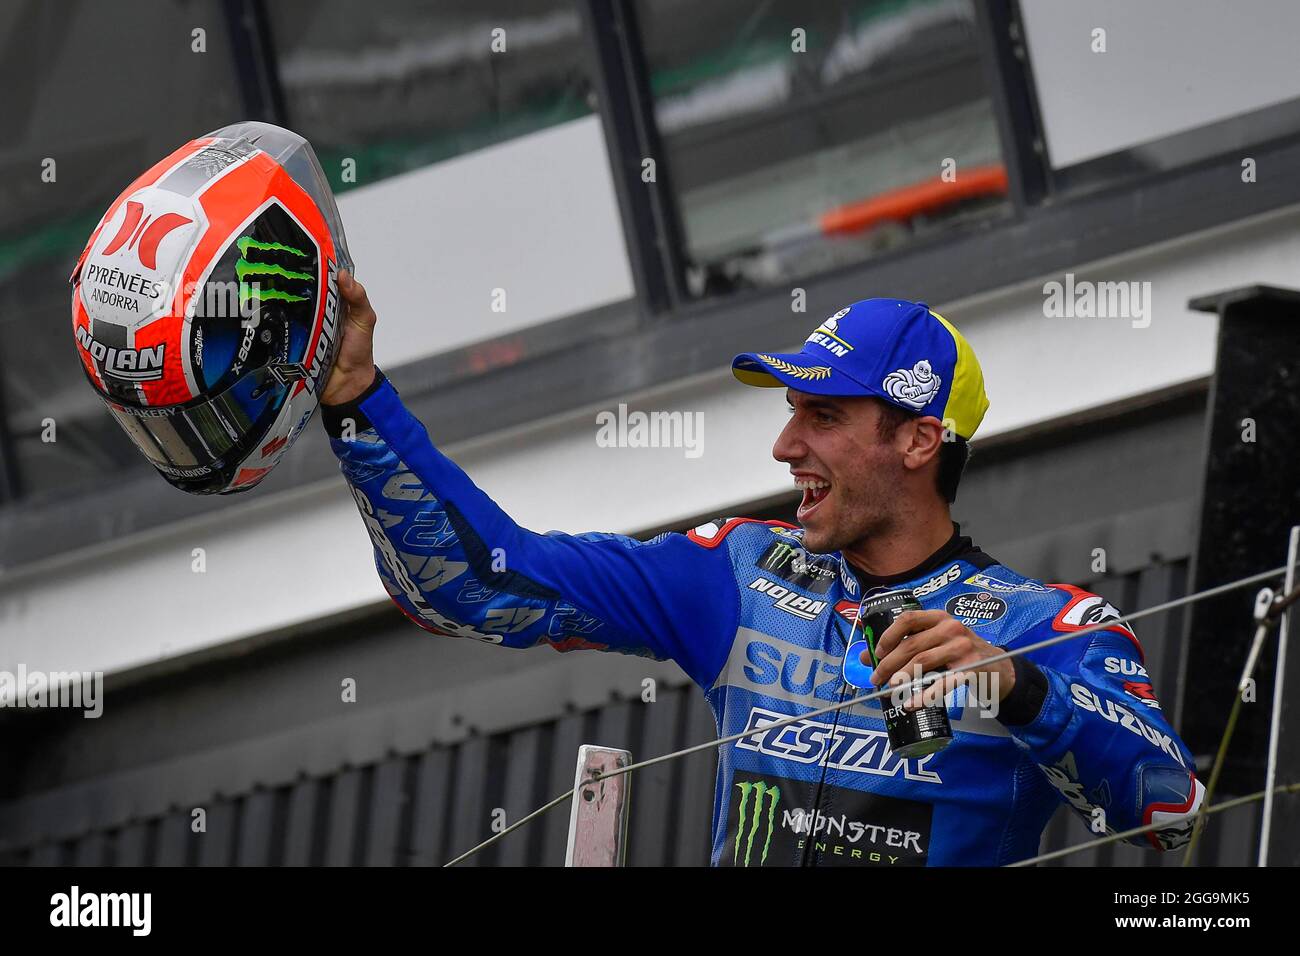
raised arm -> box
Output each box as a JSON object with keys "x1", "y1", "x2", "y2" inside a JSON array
[{"x1": 318, "y1": 273, "x2": 738, "y2": 688}]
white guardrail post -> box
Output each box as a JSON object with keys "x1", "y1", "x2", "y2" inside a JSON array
[{"x1": 565, "y1": 745, "x2": 632, "y2": 867}]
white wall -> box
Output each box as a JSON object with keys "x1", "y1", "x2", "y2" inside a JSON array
[
  {"x1": 338, "y1": 115, "x2": 635, "y2": 366},
  {"x1": 1020, "y1": 0, "x2": 1300, "y2": 168},
  {"x1": 6, "y1": 199, "x2": 1300, "y2": 680}
]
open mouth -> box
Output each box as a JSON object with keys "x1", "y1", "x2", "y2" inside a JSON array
[{"x1": 794, "y1": 476, "x2": 831, "y2": 520}]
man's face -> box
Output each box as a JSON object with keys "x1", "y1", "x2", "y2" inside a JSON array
[{"x1": 772, "y1": 389, "x2": 907, "y2": 553}]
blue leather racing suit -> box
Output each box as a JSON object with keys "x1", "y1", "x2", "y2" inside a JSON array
[{"x1": 324, "y1": 370, "x2": 1203, "y2": 866}]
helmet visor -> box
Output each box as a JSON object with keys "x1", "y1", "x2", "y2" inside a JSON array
[{"x1": 105, "y1": 362, "x2": 301, "y2": 479}]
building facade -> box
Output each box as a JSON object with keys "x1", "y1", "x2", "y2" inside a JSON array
[{"x1": 3, "y1": 0, "x2": 1299, "y2": 865}]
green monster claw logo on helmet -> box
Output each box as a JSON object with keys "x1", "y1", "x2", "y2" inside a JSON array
[
  {"x1": 236, "y1": 238, "x2": 313, "y2": 305},
  {"x1": 733, "y1": 779, "x2": 781, "y2": 866}
]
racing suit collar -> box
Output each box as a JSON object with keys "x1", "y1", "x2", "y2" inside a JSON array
[{"x1": 844, "y1": 522, "x2": 986, "y2": 592}]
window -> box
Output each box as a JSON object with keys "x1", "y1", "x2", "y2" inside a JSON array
[
  {"x1": 0, "y1": 0, "x2": 244, "y2": 505},
  {"x1": 634, "y1": 0, "x2": 1010, "y2": 299},
  {"x1": 1020, "y1": 0, "x2": 1300, "y2": 184},
  {"x1": 266, "y1": 0, "x2": 595, "y2": 195}
]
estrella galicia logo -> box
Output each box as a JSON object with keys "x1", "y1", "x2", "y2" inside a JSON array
[
  {"x1": 944, "y1": 591, "x2": 1008, "y2": 626},
  {"x1": 756, "y1": 540, "x2": 835, "y2": 594},
  {"x1": 732, "y1": 778, "x2": 782, "y2": 866}
]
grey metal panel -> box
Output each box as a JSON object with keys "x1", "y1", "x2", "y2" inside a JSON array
[
  {"x1": 673, "y1": 689, "x2": 718, "y2": 867},
  {"x1": 72, "y1": 831, "x2": 106, "y2": 866},
  {"x1": 154, "y1": 811, "x2": 191, "y2": 866},
  {"x1": 281, "y1": 779, "x2": 318, "y2": 867},
  {"x1": 364, "y1": 757, "x2": 408, "y2": 867},
  {"x1": 445, "y1": 735, "x2": 493, "y2": 868},
  {"x1": 593, "y1": 698, "x2": 635, "y2": 754},
  {"x1": 539, "y1": 712, "x2": 588, "y2": 867},
  {"x1": 116, "y1": 822, "x2": 150, "y2": 868},
  {"x1": 1112, "y1": 838, "x2": 1149, "y2": 868},
  {"x1": 1157, "y1": 841, "x2": 1188, "y2": 868},
  {"x1": 114, "y1": 821, "x2": 150, "y2": 866},
  {"x1": 1058, "y1": 807, "x2": 1096, "y2": 868},
  {"x1": 197, "y1": 799, "x2": 236, "y2": 867},
  {"x1": 628, "y1": 686, "x2": 683, "y2": 867},
  {"x1": 324, "y1": 768, "x2": 364, "y2": 867},
  {"x1": 407, "y1": 749, "x2": 452, "y2": 867},
  {"x1": 1204, "y1": 800, "x2": 1259, "y2": 868},
  {"x1": 0, "y1": 631, "x2": 685, "y2": 844},
  {"x1": 497, "y1": 727, "x2": 544, "y2": 867},
  {"x1": 1133, "y1": 563, "x2": 1190, "y2": 712},
  {"x1": 28, "y1": 842, "x2": 61, "y2": 866},
  {"x1": 236, "y1": 789, "x2": 276, "y2": 867}
]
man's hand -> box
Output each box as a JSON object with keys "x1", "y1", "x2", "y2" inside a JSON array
[
  {"x1": 867, "y1": 610, "x2": 1016, "y2": 710},
  {"x1": 320, "y1": 269, "x2": 378, "y2": 407}
]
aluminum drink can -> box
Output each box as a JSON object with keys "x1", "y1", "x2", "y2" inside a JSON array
[{"x1": 859, "y1": 588, "x2": 953, "y2": 759}]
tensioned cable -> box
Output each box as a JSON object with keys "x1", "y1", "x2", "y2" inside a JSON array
[
  {"x1": 443, "y1": 562, "x2": 1289, "y2": 867},
  {"x1": 443, "y1": 791, "x2": 574, "y2": 868},
  {"x1": 1009, "y1": 781, "x2": 1300, "y2": 867}
]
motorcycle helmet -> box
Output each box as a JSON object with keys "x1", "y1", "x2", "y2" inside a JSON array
[{"x1": 70, "y1": 121, "x2": 353, "y2": 494}]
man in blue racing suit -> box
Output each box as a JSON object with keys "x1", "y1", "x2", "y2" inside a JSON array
[{"x1": 319, "y1": 273, "x2": 1203, "y2": 866}]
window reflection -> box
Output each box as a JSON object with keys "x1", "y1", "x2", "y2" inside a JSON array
[
  {"x1": 267, "y1": 0, "x2": 595, "y2": 193},
  {"x1": 636, "y1": 0, "x2": 1010, "y2": 297}
]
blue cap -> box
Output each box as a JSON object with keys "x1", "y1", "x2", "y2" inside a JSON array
[{"x1": 731, "y1": 298, "x2": 989, "y2": 440}]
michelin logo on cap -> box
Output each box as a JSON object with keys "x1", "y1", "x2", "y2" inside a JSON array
[
  {"x1": 806, "y1": 307, "x2": 855, "y2": 358},
  {"x1": 882, "y1": 359, "x2": 941, "y2": 410}
]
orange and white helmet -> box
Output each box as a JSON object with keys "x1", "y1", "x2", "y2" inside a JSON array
[{"x1": 70, "y1": 121, "x2": 353, "y2": 494}]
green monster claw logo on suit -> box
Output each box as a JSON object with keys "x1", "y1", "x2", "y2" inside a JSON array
[{"x1": 732, "y1": 779, "x2": 782, "y2": 866}]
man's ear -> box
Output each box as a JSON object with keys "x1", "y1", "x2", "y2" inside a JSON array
[{"x1": 902, "y1": 416, "x2": 946, "y2": 471}]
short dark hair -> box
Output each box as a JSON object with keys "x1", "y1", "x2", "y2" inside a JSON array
[{"x1": 872, "y1": 400, "x2": 970, "y2": 504}]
